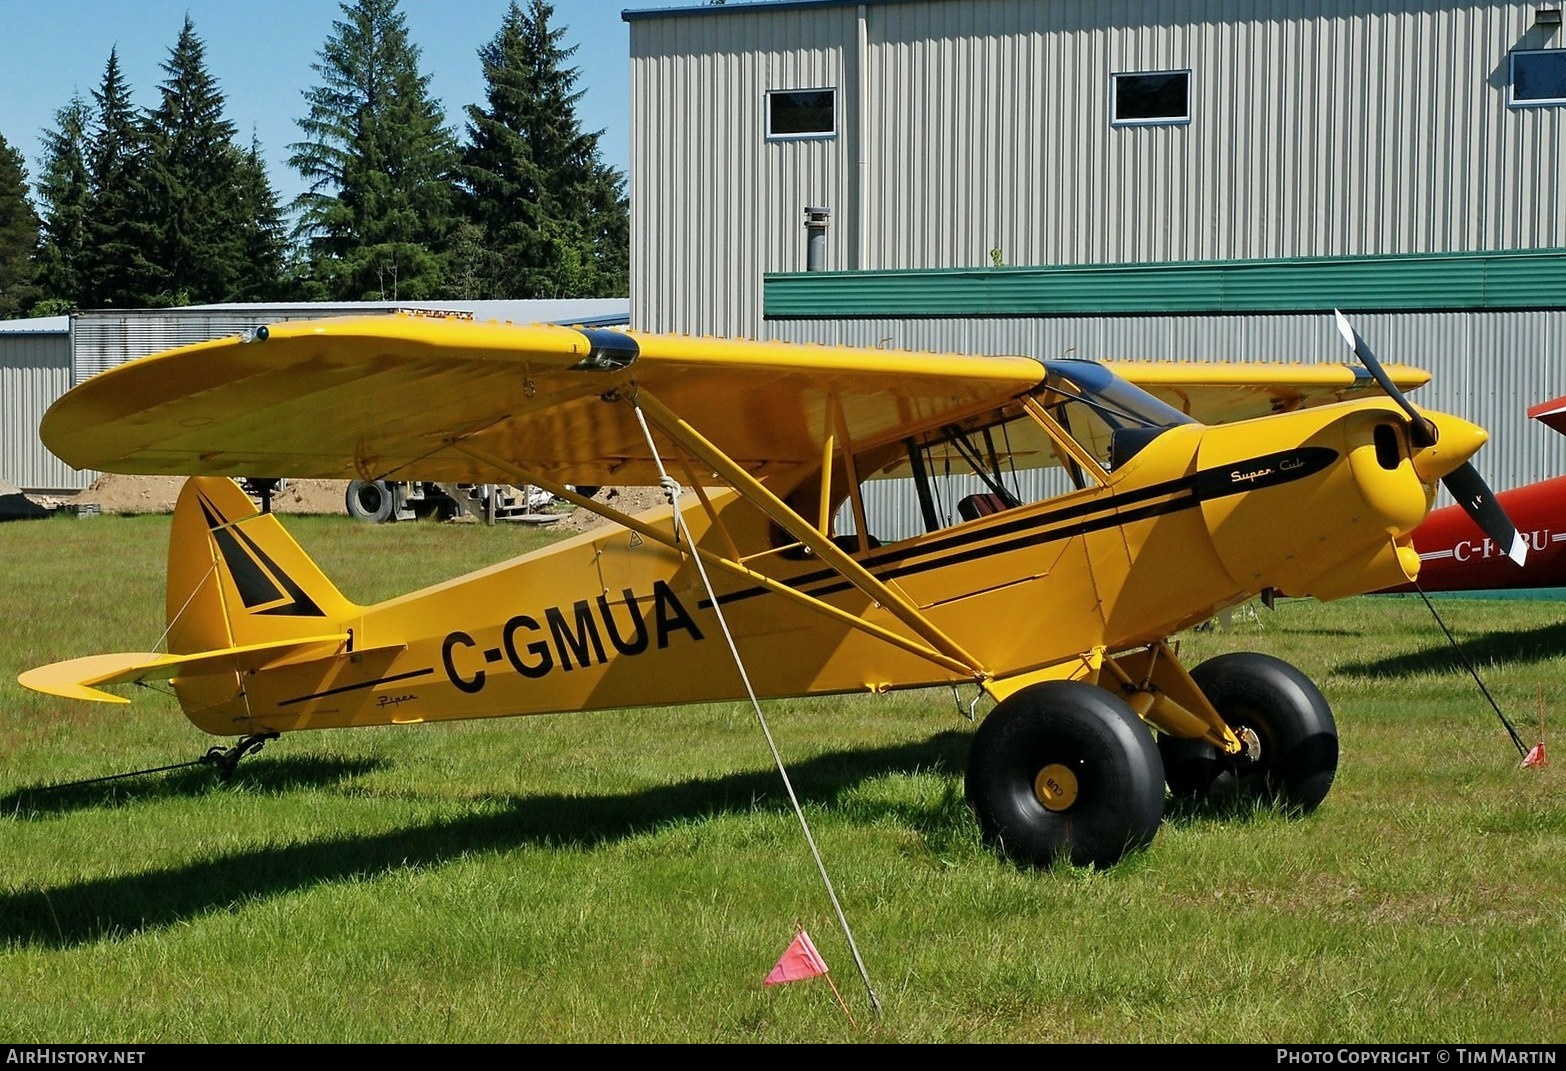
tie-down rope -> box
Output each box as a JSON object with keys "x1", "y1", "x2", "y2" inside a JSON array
[{"x1": 629, "y1": 402, "x2": 882, "y2": 1017}]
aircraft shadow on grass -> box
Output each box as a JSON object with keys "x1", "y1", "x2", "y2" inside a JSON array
[
  {"x1": 1333, "y1": 620, "x2": 1566, "y2": 679},
  {"x1": 1, "y1": 730, "x2": 973, "y2": 949},
  {"x1": 0, "y1": 755, "x2": 388, "y2": 819}
]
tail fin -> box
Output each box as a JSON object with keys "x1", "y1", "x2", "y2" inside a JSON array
[
  {"x1": 166, "y1": 476, "x2": 360, "y2": 656},
  {"x1": 19, "y1": 477, "x2": 360, "y2": 708}
]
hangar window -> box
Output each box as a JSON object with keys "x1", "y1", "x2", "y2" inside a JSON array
[
  {"x1": 767, "y1": 89, "x2": 836, "y2": 139},
  {"x1": 1511, "y1": 49, "x2": 1566, "y2": 106},
  {"x1": 1112, "y1": 69, "x2": 1191, "y2": 126}
]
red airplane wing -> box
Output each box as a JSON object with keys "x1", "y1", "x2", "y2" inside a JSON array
[{"x1": 1527, "y1": 394, "x2": 1566, "y2": 436}]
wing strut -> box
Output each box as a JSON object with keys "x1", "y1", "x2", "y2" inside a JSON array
[
  {"x1": 829, "y1": 394, "x2": 874, "y2": 554},
  {"x1": 624, "y1": 388, "x2": 990, "y2": 676}
]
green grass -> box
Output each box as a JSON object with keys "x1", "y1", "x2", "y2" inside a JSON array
[{"x1": 2, "y1": 511, "x2": 1564, "y2": 1042}]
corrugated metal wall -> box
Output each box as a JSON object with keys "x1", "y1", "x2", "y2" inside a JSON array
[
  {"x1": 774, "y1": 309, "x2": 1566, "y2": 507},
  {"x1": 69, "y1": 302, "x2": 631, "y2": 380},
  {"x1": 0, "y1": 327, "x2": 75, "y2": 492},
  {"x1": 631, "y1": 4, "x2": 858, "y2": 338},
  {"x1": 764, "y1": 250, "x2": 1566, "y2": 315},
  {"x1": 628, "y1": 1, "x2": 1565, "y2": 338},
  {"x1": 69, "y1": 306, "x2": 396, "y2": 379},
  {"x1": 0, "y1": 303, "x2": 631, "y2": 493}
]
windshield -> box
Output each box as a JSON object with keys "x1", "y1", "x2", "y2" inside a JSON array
[
  {"x1": 1036, "y1": 359, "x2": 1197, "y2": 472},
  {"x1": 1041, "y1": 359, "x2": 1197, "y2": 432}
]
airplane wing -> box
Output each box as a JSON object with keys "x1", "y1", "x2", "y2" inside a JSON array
[
  {"x1": 40, "y1": 311, "x2": 1431, "y2": 488},
  {"x1": 1527, "y1": 394, "x2": 1566, "y2": 435},
  {"x1": 39, "y1": 312, "x2": 1046, "y2": 489},
  {"x1": 1112, "y1": 360, "x2": 1430, "y2": 425}
]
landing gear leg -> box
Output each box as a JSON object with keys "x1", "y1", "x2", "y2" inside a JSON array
[{"x1": 201, "y1": 731, "x2": 280, "y2": 778}]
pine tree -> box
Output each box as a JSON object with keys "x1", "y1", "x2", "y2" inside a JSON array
[
  {"x1": 143, "y1": 16, "x2": 279, "y2": 304},
  {"x1": 230, "y1": 135, "x2": 289, "y2": 300},
  {"x1": 0, "y1": 130, "x2": 42, "y2": 319},
  {"x1": 459, "y1": 0, "x2": 628, "y2": 298},
  {"x1": 80, "y1": 48, "x2": 155, "y2": 307},
  {"x1": 34, "y1": 95, "x2": 93, "y2": 309},
  {"x1": 444, "y1": 217, "x2": 503, "y2": 300},
  {"x1": 289, "y1": 0, "x2": 458, "y2": 300}
]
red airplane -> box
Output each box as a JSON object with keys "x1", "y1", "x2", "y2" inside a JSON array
[{"x1": 1380, "y1": 395, "x2": 1566, "y2": 593}]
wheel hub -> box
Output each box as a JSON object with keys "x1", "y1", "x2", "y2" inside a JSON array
[
  {"x1": 1236, "y1": 725, "x2": 1262, "y2": 763},
  {"x1": 1033, "y1": 763, "x2": 1079, "y2": 811}
]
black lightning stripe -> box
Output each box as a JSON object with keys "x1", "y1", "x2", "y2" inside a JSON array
[
  {"x1": 697, "y1": 447, "x2": 1338, "y2": 610},
  {"x1": 199, "y1": 493, "x2": 326, "y2": 617}
]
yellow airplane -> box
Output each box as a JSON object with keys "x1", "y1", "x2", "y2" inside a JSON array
[{"x1": 17, "y1": 309, "x2": 1523, "y2": 868}]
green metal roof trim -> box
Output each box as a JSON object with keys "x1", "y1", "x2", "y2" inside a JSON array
[{"x1": 764, "y1": 249, "x2": 1566, "y2": 318}]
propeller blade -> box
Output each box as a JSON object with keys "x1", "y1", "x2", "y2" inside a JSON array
[
  {"x1": 1441, "y1": 460, "x2": 1528, "y2": 567},
  {"x1": 1333, "y1": 310, "x2": 1525, "y2": 568},
  {"x1": 1333, "y1": 309, "x2": 1436, "y2": 447}
]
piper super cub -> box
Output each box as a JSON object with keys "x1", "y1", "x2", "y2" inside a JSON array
[{"x1": 19, "y1": 309, "x2": 1523, "y2": 867}]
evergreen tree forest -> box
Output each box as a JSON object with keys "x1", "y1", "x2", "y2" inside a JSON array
[
  {"x1": 0, "y1": 131, "x2": 42, "y2": 319},
  {"x1": 0, "y1": 0, "x2": 629, "y2": 316}
]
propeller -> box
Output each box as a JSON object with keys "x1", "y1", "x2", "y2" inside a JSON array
[{"x1": 1333, "y1": 309, "x2": 1528, "y2": 567}]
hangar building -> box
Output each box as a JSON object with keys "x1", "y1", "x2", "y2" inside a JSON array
[{"x1": 623, "y1": 0, "x2": 1566, "y2": 492}]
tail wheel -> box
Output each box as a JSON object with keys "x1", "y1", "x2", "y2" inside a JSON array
[
  {"x1": 1161, "y1": 651, "x2": 1338, "y2": 813},
  {"x1": 345, "y1": 479, "x2": 396, "y2": 523},
  {"x1": 966, "y1": 680, "x2": 1165, "y2": 869}
]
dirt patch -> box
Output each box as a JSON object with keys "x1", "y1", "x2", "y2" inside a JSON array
[
  {"x1": 553, "y1": 485, "x2": 674, "y2": 532},
  {"x1": 32, "y1": 474, "x2": 351, "y2": 516}
]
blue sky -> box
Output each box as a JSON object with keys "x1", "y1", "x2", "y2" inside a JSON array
[{"x1": 0, "y1": 0, "x2": 673, "y2": 207}]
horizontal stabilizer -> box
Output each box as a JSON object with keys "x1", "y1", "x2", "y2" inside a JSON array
[{"x1": 18, "y1": 634, "x2": 357, "y2": 705}]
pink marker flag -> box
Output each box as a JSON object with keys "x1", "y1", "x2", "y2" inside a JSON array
[
  {"x1": 1522, "y1": 741, "x2": 1548, "y2": 769},
  {"x1": 764, "y1": 929, "x2": 829, "y2": 986}
]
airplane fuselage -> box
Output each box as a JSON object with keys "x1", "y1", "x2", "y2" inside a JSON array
[
  {"x1": 1381, "y1": 473, "x2": 1566, "y2": 592},
  {"x1": 169, "y1": 396, "x2": 1445, "y2": 738}
]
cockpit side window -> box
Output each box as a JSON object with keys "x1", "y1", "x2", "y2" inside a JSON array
[
  {"x1": 792, "y1": 361, "x2": 1195, "y2": 546},
  {"x1": 893, "y1": 404, "x2": 1071, "y2": 533}
]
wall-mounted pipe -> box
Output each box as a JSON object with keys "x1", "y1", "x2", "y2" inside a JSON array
[{"x1": 805, "y1": 206, "x2": 830, "y2": 271}]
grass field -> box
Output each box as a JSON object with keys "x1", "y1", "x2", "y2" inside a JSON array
[{"x1": 2, "y1": 510, "x2": 1563, "y2": 1043}]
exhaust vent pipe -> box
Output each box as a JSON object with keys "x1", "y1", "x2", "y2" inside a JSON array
[{"x1": 804, "y1": 206, "x2": 830, "y2": 271}]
